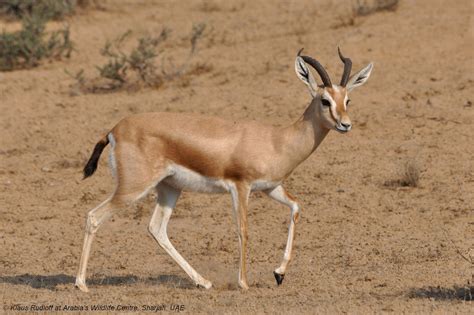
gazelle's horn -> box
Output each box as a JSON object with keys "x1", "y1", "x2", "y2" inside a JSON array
[
  {"x1": 298, "y1": 48, "x2": 332, "y2": 87},
  {"x1": 338, "y1": 47, "x2": 352, "y2": 87}
]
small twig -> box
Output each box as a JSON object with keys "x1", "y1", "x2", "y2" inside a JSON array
[{"x1": 442, "y1": 228, "x2": 473, "y2": 265}]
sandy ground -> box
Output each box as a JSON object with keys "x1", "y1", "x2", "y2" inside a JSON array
[{"x1": 0, "y1": 0, "x2": 473, "y2": 313}]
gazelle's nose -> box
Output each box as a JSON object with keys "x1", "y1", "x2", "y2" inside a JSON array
[{"x1": 341, "y1": 122, "x2": 352, "y2": 129}]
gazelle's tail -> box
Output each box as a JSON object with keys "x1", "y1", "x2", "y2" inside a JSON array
[{"x1": 83, "y1": 134, "x2": 110, "y2": 179}]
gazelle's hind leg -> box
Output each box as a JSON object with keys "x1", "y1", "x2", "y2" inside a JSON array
[
  {"x1": 76, "y1": 138, "x2": 168, "y2": 292},
  {"x1": 75, "y1": 187, "x2": 153, "y2": 293},
  {"x1": 75, "y1": 197, "x2": 116, "y2": 292},
  {"x1": 265, "y1": 185, "x2": 300, "y2": 286},
  {"x1": 148, "y1": 182, "x2": 212, "y2": 289}
]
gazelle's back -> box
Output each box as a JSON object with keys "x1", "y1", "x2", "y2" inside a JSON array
[
  {"x1": 112, "y1": 112, "x2": 274, "y2": 142},
  {"x1": 110, "y1": 112, "x2": 282, "y2": 181}
]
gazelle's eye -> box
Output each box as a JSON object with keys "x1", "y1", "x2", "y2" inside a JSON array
[
  {"x1": 346, "y1": 99, "x2": 351, "y2": 106},
  {"x1": 321, "y1": 99, "x2": 331, "y2": 107}
]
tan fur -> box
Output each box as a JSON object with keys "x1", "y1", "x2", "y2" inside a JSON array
[
  {"x1": 110, "y1": 111, "x2": 328, "y2": 196},
  {"x1": 326, "y1": 86, "x2": 350, "y2": 126},
  {"x1": 327, "y1": 87, "x2": 347, "y2": 112}
]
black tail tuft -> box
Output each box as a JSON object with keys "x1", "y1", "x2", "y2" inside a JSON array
[{"x1": 83, "y1": 136, "x2": 109, "y2": 179}]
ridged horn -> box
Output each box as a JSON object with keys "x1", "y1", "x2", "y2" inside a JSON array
[
  {"x1": 297, "y1": 48, "x2": 332, "y2": 87},
  {"x1": 338, "y1": 47, "x2": 352, "y2": 86}
]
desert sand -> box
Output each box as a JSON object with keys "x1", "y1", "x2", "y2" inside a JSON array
[{"x1": 0, "y1": 0, "x2": 472, "y2": 313}]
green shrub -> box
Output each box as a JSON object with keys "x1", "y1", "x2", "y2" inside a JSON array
[
  {"x1": 68, "y1": 24, "x2": 209, "y2": 93},
  {"x1": 0, "y1": 0, "x2": 84, "y2": 20},
  {"x1": 95, "y1": 28, "x2": 171, "y2": 87},
  {"x1": 0, "y1": 13, "x2": 73, "y2": 71}
]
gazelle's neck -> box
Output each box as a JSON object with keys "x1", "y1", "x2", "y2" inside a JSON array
[{"x1": 280, "y1": 101, "x2": 330, "y2": 173}]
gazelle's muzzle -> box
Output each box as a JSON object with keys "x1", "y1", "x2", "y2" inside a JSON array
[{"x1": 335, "y1": 119, "x2": 352, "y2": 133}]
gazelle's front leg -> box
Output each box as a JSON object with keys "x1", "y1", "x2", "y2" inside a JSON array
[
  {"x1": 265, "y1": 185, "x2": 300, "y2": 285},
  {"x1": 230, "y1": 182, "x2": 251, "y2": 290}
]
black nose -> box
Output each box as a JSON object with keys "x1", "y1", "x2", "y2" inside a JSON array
[{"x1": 341, "y1": 122, "x2": 351, "y2": 129}]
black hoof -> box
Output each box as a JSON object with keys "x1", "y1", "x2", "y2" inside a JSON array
[{"x1": 273, "y1": 271, "x2": 284, "y2": 285}]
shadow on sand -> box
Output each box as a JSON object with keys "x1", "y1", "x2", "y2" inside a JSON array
[
  {"x1": 408, "y1": 285, "x2": 473, "y2": 301},
  {"x1": 0, "y1": 273, "x2": 195, "y2": 290}
]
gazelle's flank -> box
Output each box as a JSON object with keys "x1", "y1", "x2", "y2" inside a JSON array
[{"x1": 75, "y1": 48, "x2": 373, "y2": 292}]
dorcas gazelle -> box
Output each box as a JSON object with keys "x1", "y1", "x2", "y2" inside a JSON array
[{"x1": 75, "y1": 48, "x2": 373, "y2": 292}]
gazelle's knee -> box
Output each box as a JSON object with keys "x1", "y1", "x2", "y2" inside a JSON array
[
  {"x1": 85, "y1": 203, "x2": 113, "y2": 234},
  {"x1": 148, "y1": 220, "x2": 160, "y2": 236},
  {"x1": 156, "y1": 231, "x2": 171, "y2": 247},
  {"x1": 291, "y1": 203, "x2": 300, "y2": 223},
  {"x1": 148, "y1": 225, "x2": 168, "y2": 249},
  {"x1": 149, "y1": 222, "x2": 169, "y2": 246},
  {"x1": 86, "y1": 212, "x2": 101, "y2": 234}
]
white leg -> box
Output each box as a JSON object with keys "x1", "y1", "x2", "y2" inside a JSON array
[
  {"x1": 148, "y1": 183, "x2": 212, "y2": 289},
  {"x1": 265, "y1": 185, "x2": 300, "y2": 285},
  {"x1": 75, "y1": 198, "x2": 115, "y2": 292},
  {"x1": 230, "y1": 183, "x2": 251, "y2": 290}
]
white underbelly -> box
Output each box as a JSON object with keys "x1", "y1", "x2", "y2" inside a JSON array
[
  {"x1": 163, "y1": 164, "x2": 279, "y2": 193},
  {"x1": 164, "y1": 164, "x2": 230, "y2": 193},
  {"x1": 250, "y1": 180, "x2": 280, "y2": 191}
]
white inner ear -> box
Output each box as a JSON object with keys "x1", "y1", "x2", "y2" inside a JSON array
[
  {"x1": 295, "y1": 56, "x2": 318, "y2": 96},
  {"x1": 347, "y1": 62, "x2": 373, "y2": 92}
]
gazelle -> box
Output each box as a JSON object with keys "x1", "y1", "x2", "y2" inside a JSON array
[{"x1": 75, "y1": 48, "x2": 373, "y2": 292}]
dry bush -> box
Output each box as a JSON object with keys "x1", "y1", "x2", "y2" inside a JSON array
[
  {"x1": 332, "y1": 0, "x2": 398, "y2": 29},
  {"x1": 0, "y1": 13, "x2": 72, "y2": 71},
  {"x1": 384, "y1": 160, "x2": 421, "y2": 188},
  {"x1": 0, "y1": 0, "x2": 81, "y2": 71},
  {"x1": 68, "y1": 23, "x2": 210, "y2": 94},
  {"x1": 0, "y1": 0, "x2": 91, "y2": 20},
  {"x1": 352, "y1": 0, "x2": 399, "y2": 16},
  {"x1": 97, "y1": 28, "x2": 170, "y2": 87},
  {"x1": 0, "y1": 0, "x2": 98, "y2": 20}
]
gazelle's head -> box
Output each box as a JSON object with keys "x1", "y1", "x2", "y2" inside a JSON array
[{"x1": 295, "y1": 48, "x2": 373, "y2": 133}]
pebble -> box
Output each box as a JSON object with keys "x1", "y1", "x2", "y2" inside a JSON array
[{"x1": 41, "y1": 166, "x2": 52, "y2": 172}]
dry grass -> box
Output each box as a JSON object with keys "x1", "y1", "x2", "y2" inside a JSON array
[
  {"x1": 333, "y1": 0, "x2": 398, "y2": 29},
  {"x1": 384, "y1": 160, "x2": 421, "y2": 188},
  {"x1": 400, "y1": 160, "x2": 421, "y2": 187}
]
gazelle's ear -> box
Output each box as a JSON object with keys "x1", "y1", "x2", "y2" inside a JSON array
[
  {"x1": 295, "y1": 56, "x2": 318, "y2": 97},
  {"x1": 346, "y1": 63, "x2": 373, "y2": 92}
]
